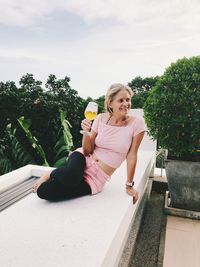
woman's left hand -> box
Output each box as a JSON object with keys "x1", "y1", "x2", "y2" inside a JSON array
[{"x1": 126, "y1": 186, "x2": 139, "y2": 204}]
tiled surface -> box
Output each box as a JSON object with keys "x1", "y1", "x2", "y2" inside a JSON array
[
  {"x1": 154, "y1": 168, "x2": 167, "y2": 182},
  {"x1": 163, "y1": 216, "x2": 200, "y2": 267},
  {"x1": 129, "y1": 191, "x2": 165, "y2": 267}
]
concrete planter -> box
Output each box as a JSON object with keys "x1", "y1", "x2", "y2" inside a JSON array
[{"x1": 165, "y1": 160, "x2": 200, "y2": 212}]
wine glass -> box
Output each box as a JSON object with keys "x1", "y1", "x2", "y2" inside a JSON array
[{"x1": 80, "y1": 102, "x2": 98, "y2": 135}]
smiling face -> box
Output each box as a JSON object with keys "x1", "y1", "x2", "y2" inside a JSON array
[{"x1": 109, "y1": 89, "x2": 131, "y2": 116}]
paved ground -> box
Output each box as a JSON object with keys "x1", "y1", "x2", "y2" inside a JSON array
[{"x1": 129, "y1": 188, "x2": 167, "y2": 267}]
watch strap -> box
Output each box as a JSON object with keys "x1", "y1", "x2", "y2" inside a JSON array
[{"x1": 126, "y1": 181, "x2": 134, "y2": 187}]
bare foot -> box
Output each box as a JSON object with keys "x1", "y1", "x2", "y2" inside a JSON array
[{"x1": 32, "y1": 173, "x2": 50, "y2": 193}]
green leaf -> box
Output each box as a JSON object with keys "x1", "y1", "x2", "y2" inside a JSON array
[
  {"x1": 54, "y1": 143, "x2": 68, "y2": 161},
  {"x1": 60, "y1": 110, "x2": 73, "y2": 151},
  {"x1": 17, "y1": 117, "x2": 49, "y2": 166},
  {"x1": 53, "y1": 157, "x2": 67, "y2": 168}
]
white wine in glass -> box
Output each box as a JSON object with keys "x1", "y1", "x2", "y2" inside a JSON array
[{"x1": 80, "y1": 102, "x2": 98, "y2": 135}]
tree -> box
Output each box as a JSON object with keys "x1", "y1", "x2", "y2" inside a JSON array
[
  {"x1": 45, "y1": 74, "x2": 86, "y2": 148},
  {"x1": 0, "y1": 81, "x2": 21, "y2": 137},
  {"x1": 94, "y1": 95, "x2": 105, "y2": 113},
  {"x1": 19, "y1": 73, "x2": 42, "y2": 91},
  {"x1": 128, "y1": 76, "x2": 160, "y2": 108},
  {"x1": 45, "y1": 74, "x2": 70, "y2": 95},
  {"x1": 144, "y1": 56, "x2": 200, "y2": 160},
  {"x1": 0, "y1": 73, "x2": 85, "y2": 166}
]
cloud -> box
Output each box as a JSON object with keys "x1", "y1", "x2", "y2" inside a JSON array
[
  {"x1": 0, "y1": 0, "x2": 49, "y2": 26},
  {"x1": 1, "y1": 0, "x2": 200, "y2": 29},
  {"x1": 0, "y1": 0, "x2": 200, "y2": 98}
]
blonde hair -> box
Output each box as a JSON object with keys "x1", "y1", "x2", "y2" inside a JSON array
[{"x1": 104, "y1": 83, "x2": 134, "y2": 113}]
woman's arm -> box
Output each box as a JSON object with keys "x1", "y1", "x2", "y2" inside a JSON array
[
  {"x1": 126, "y1": 131, "x2": 145, "y2": 203},
  {"x1": 82, "y1": 131, "x2": 97, "y2": 156},
  {"x1": 81, "y1": 119, "x2": 97, "y2": 156}
]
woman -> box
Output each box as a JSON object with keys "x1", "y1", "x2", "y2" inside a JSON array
[{"x1": 33, "y1": 83, "x2": 145, "y2": 204}]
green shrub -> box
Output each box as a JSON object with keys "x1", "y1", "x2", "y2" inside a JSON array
[{"x1": 144, "y1": 56, "x2": 200, "y2": 160}]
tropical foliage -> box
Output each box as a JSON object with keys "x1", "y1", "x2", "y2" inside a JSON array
[
  {"x1": 0, "y1": 125, "x2": 35, "y2": 175},
  {"x1": 0, "y1": 72, "x2": 161, "y2": 175},
  {"x1": 0, "y1": 111, "x2": 74, "y2": 175}
]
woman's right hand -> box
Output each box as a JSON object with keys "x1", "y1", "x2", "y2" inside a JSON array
[
  {"x1": 126, "y1": 186, "x2": 139, "y2": 204},
  {"x1": 81, "y1": 119, "x2": 92, "y2": 133}
]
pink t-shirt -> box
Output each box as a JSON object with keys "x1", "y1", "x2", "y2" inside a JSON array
[{"x1": 91, "y1": 113, "x2": 145, "y2": 168}]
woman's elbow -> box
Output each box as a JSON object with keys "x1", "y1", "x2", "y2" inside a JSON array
[
  {"x1": 83, "y1": 146, "x2": 94, "y2": 156},
  {"x1": 83, "y1": 147, "x2": 90, "y2": 156},
  {"x1": 127, "y1": 152, "x2": 137, "y2": 161}
]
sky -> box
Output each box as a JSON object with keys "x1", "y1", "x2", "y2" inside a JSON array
[{"x1": 0, "y1": 0, "x2": 200, "y2": 99}]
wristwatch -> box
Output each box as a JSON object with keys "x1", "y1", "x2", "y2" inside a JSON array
[{"x1": 126, "y1": 181, "x2": 134, "y2": 187}]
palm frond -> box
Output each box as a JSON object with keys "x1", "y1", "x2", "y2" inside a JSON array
[
  {"x1": 53, "y1": 111, "x2": 74, "y2": 167},
  {"x1": 60, "y1": 111, "x2": 74, "y2": 151},
  {"x1": 0, "y1": 149, "x2": 13, "y2": 175},
  {"x1": 18, "y1": 117, "x2": 49, "y2": 166},
  {"x1": 6, "y1": 125, "x2": 36, "y2": 168}
]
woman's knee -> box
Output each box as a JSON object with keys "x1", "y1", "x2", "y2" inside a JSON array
[
  {"x1": 50, "y1": 152, "x2": 86, "y2": 181},
  {"x1": 65, "y1": 152, "x2": 86, "y2": 181},
  {"x1": 56, "y1": 152, "x2": 86, "y2": 187},
  {"x1": 67, "y1": 151, "x2": 86, "y2": 173},
  {"x1": 36, "y1": 182, "x2": 49, "y2": 199},
  {"x1": 36, "y1": 179, "x2": 67, "y2": 201}
]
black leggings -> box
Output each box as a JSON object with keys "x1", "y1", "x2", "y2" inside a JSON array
[{"x1": 37, "y1": 152, "x2": 91, "y2": 201}]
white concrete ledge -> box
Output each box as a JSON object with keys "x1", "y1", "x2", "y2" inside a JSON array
[
  {"x1": 0, "y1": 165, "x2": 55, "y2": 194},
  {"x1": 0, "y1": 151, "x2": 154, "y2": 267}
]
